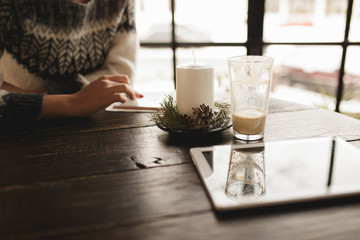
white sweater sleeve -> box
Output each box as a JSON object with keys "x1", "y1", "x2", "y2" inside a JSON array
[{"x1": 83, "y1": 31, "x2": 139, "y2": 86}]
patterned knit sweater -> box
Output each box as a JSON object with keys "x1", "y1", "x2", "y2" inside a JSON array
[{"x1": 0, "y1": 0, "x2": 138, "y2": 127}]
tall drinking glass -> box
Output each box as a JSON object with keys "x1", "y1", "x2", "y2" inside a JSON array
[{"x1": 228, "y1": 56, "x2": 273, "y2": 141}]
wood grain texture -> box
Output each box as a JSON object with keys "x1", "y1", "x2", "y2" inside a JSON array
[
  {"x1": 1, "y1": 98, "x2": 360, "y2": 240},
  {"x1": 265, "y1": 108, "x2": 360, "y2": 142},
  {"x1": 1, "y1": 106, "x2": 360, "y2": 188},
  {"x1": 0, "y1": 110, "x2": 154, "y2": 141},
  {"x1": 1, "y1": 162, "x2": 360, "y2": 240},
  {"x1": 0, "y1": 164, "x2": 209, "y2": 239},
  {"x1": 46, "y1": 203, "x2": 360, "y2": 240},
  {"x1": 0, "y1": 124, "x2": 236, "y2": 187}
]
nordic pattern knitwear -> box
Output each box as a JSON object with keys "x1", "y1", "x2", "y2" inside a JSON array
[{"x1": 0, "y1": 0, "x2": 136, "y2": 127}]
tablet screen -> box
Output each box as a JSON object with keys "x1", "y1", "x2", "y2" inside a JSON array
[{"x1": 190, "y1": 137, "x2": 360, "y2": 211}]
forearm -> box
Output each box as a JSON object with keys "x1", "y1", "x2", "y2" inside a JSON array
[{"x1": 41, "y1": 94, "x2": 76, "y2": 119}]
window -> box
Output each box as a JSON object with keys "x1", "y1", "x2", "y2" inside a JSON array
[{"x1": 135, "y1": 0, "x2": 360, "y2": 119}]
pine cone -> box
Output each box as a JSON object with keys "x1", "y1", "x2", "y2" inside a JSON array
[
  {"x1": 178, "y1": 114, "x2": 195, "y2": 130},
  {"x1": 192, "y1": 104, "x2": 213, "y2": 130}
]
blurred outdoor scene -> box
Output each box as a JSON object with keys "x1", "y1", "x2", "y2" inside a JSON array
[{"x1": 133, "y1": 0, "x2": 360, "y2": 119}]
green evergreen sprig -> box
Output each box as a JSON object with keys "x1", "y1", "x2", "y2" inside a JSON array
[{"x1": 149, "y1": 95, "x2": 231, "y2": 131}]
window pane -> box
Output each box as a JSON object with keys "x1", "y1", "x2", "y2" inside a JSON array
[
  {"x1": 349, "y1": 0, "x2": 360, "y2": 41},
  {"x1": 264, "y1": 0, "x2": 347, "y2": 42},
  {"x1": 134, "y1": 48, "x2": 174, "y2": 92},
  {"x1": 136, "y1": 0, "x2": 171, "y2": 43},
  {"x1": 265, "y1": 45, "x2": 342, "y2": 110},
  {"x1": 175, "y1": 0, "x2": 247, "y2": 43},
  {"x1": 176, "y1": 47, "x2": 246, "y2": 92},
  {"x1": 341, "y1": 46, "x2": 360, "y2": 119}
]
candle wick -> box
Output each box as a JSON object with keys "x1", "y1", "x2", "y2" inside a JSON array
[{"x1": 192, "y1": 51, "x2": 196, "y2": 65}]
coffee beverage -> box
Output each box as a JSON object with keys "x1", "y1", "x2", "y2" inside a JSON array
[{"x1": 232, "y1": 108, "x2": 266, "y2": 135}]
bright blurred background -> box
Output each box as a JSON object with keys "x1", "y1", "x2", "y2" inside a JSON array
[{"x1": 133, "y1": 0, "x2": 360, "y2": 119}]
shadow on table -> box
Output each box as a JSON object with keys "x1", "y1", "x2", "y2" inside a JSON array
[
  {"x1": 213, "y1": 195, "x2": 360, "y2": 220},
  {"x1": 162, "y1": 130, "x2": 235, "y2": 147}
]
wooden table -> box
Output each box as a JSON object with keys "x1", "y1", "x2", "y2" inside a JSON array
[{"x1": 1, "y1": 97, "x2": 360, "y2": 240}]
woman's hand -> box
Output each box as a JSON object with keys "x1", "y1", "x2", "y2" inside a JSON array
[
  {"x1": 70, "y1": 74, "x2": 143, "y2": 116},
  {"x1": 42, "y1": 75, "x2": 143, "y2": 118}
]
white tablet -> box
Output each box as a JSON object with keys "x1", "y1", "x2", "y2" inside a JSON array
[{"x1": 190, "y1": 137, "x2": 360, "y2": 211}]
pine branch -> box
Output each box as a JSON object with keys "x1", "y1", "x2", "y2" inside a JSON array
[
  {"x1": 149, "y1": 95, "x2": 188, "y2": 130},
  {"x1": 149, "y1": 95, "x2": 231, "y2": 131}
]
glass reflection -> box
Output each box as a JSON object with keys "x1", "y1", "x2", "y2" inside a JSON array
[{"x1": 225, "y1": 146, "x2": 266, "y2": 202}]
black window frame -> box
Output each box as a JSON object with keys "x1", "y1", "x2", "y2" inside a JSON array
[{"x1": 140, "y1": 0, "x2": 356, "y2": 113}]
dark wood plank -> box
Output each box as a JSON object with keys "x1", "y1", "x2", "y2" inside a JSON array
[
  {"x1": 0, "y1": 163, "x2": 210, "y2": 240},
  {"x1": 0, "y1": 110, "x2": 154, "y2": 141},
  {"x1": 0, "y1": 127, "x2": 187, "y2": 187},
  {"x1": 46, "y1": 203, "x2": 360, "y2": 240},
  {"x1": 0, "y1": 123, "x2": 237, "y2": 187}
]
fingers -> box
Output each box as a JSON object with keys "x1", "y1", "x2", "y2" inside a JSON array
[
  {"x1": 135, "y1": 91, "x2": 144, "y2": 99},
  {"x1": 96, "y1": 74, "x2": 143, "y2": 102},
  {"x1": 112, "y1": 93, "x2": 128, "y2": 103},
  {"x1": 106, "y1": 83, "x2": 144, "y2": 101}
]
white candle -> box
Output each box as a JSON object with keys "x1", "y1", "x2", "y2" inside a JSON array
[{"x1": 176, "y1": 63, "x2": 214, "y2": 116}]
